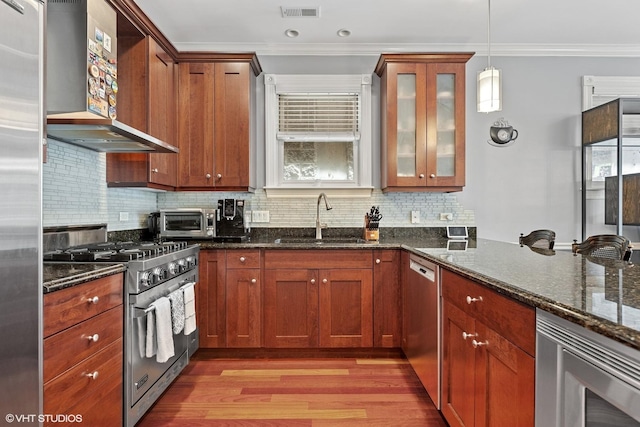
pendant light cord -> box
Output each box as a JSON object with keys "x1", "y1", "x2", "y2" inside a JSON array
[{"x1": 487, "y1": 0, "x2": 492, "y2": 69}]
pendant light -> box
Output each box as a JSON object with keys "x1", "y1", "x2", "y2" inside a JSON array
[{"x1": 477, "y1": 0, "x2": 502, "y2": 113}]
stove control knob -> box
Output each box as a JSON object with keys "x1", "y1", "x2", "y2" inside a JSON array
[
  {"x1": 140, "y1": 271, "x2": 152, "y2": 287},
  {"x1": 168, "y1": 262, "x2": 178, "y2": 275},
  {"x1": 177, "y1": 259, "x2": 187, "y2": 272},
  {"x1": 186, "y1": 256, "x2": 197, "y2": 268},
  {"x1": 152, "y1": 267, "x2": 167, "y2": 284}
]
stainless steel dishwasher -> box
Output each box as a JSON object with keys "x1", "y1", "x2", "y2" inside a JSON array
[{"x1": 403, "y1": 253, "x2": 441, "y2": 408}]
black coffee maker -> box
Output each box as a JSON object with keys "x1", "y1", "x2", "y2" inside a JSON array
[{"x1": 215, "y1": 199, "x2": 250, "y2": 242}]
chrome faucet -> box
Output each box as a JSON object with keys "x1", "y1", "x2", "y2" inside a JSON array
[{"x1": 316, "y1": 192, "x2": 333, "y2": 239}]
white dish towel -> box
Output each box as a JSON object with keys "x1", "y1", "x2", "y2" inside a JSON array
[
  {"x1": 148, "y1": 296, "x2": 175, "y2": 363},
  {"x1": 183, "y1": 282, "x2": 196, "y2": 335}
]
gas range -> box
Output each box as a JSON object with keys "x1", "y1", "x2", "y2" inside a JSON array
[{"x1": 43, "y1": 238, "x2": 199, "y2": 294}]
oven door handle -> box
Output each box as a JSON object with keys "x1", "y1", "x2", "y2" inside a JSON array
[{"x1": 132, "y1": 281, "x2": 196, "y2": 318}]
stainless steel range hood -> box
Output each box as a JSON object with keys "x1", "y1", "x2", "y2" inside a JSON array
[{"x1": 46, "y1": 0, "x2": 178, "y2": 154}]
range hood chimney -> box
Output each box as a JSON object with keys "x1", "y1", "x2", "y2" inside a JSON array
[{"x1": 46, "y1": 0, "x2": 178, "y2": 154}]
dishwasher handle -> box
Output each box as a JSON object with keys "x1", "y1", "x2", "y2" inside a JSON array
[{"x1": 410, "y1": 257, "x2": 436, "y2": 282}]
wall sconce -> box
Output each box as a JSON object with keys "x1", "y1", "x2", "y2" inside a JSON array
[{"x1": 477, "y1": 0, "x2": 502, "y2": 113}]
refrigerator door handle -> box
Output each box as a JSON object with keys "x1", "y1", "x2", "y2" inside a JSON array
[{"x1": 2, "y1": 0, "x2": 25, "y2": 14}]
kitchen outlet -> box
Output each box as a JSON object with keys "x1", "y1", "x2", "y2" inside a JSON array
[
  {"x1": 440, "y1": 213, "x2": 453, "y2": 221},
  {"x1": 252, "y1": 210, "x2": 270, "y2": 223},
  {"x1": 119, "y1": 212, "x2": 129, "y2": 221},
  {"x1": 411, "y1": 210, "x2": 420, "y2": 224}
]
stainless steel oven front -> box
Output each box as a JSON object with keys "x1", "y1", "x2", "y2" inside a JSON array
[
  {"x1": 536, "y1": 310, "x2": 640, "y2": 427},
  {"x1": 124, "y1": 245, "x2": 200, "y2": 427}
]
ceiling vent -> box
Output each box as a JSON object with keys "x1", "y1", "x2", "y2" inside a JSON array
[{"x1": 280, "y1": 6, "x2": 320, "y2": 18}]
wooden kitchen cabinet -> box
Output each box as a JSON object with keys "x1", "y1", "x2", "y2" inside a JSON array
[
  {"x1": 177, "y1": 59, "x2": 259, "y2": 191},
  {"x1": 197, "y1": 249, "x2": 226, "y2": 348},
  {"x1": 225, "y1": 250, "x2": 262, "y2": 348},
  {"x1": 264, "y1": 250, "x2": 373, "y2": 348},
  {"x1": 197, "y1": 249, "x2": 262, "y2": 348},
  {"x1": 441, "y1": 269, "x2": 535, "y2": 427},
  {"x1": 373, "y1": 249, "x2": 402, "y2": 347},
  {"x1": 107, "y1": 34, "x2": 178, "y2": 190},
  {"x1": 375, "y1": 53, "x2": 473, "y2": 192},
  {"x1": 43, "y1": 273, "x2": 124, "y2": 427}
]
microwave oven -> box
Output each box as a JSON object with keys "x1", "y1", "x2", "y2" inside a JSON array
[{"x1": 148, "y1": 208, "x2": 216, "y2": 239}]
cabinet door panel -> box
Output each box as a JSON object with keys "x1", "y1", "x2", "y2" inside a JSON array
[
  {"x1": 264, "y1": 269, "x2": 319, "y2": 348},
  {"x1": 226, "y1": 268, "x2": 261, "y2": 348},
  {"x1": 147, "y1": 37, "x2": 177, "y2": 186},
  {"x1": 474, "y1": 322, "x2": 535, "y2": 427},
  {"x1": 198, "y1": 250, "x2": 226, "y2": 348},
  {"x1": 442, "y1": 300, "x2": 475, "y2": 427},
  {"x1": 214, "y1": 62, "x2": 250, "y2": 188},
  {"x1": 319, "y1": 268, "x2": 373, "y2": 348},
  {"x1": 178, "y1": 62, "x2": 215, "y2": 187},
  {"x1": 373, "y1": 249, "x2": 401, "y2": 347}
]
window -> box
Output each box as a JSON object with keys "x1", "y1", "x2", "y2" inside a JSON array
[{"x1": 264, "y1": 74, "x2": 372, "y2": 196}]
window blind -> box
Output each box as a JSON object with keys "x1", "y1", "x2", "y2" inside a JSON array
[{"x1": 278, "y1": 93, "x2": 360, "y2": 140}]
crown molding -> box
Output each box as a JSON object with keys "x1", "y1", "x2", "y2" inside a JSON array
[{"x1": 171, "y1": 42, "x2": 640, "y2": 58}]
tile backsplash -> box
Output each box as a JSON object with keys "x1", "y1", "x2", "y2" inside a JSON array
[{"x1": 43, "y1": 140, "x2": 475, "y2": 231}]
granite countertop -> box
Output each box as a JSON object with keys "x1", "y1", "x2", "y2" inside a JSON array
[{"x1": 43, "y1": 263, "x2": 125, "y2": 294}]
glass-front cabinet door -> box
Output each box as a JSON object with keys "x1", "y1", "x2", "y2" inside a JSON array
[{"x1": 376, "y1": 53, "x2": 472, "y2": 192}]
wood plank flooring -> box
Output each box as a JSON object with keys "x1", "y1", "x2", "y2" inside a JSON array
[{"x1": 137, "y1": 351, "x2": 448, "y2": 426}]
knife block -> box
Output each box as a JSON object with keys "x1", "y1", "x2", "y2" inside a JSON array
[{"x1": 364, "y1": 216, "x2": 379, "y2": 242}]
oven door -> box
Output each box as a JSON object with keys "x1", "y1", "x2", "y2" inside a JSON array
[
  {"x1": 563, "y1": 349, "x2": 640, "y2": 426},
  {"x1": 128, "y1": 276, "x2": 194, "y2": 407},
  {"x1": 160, "y1": 210, "x2": 212, "y2": 239}
]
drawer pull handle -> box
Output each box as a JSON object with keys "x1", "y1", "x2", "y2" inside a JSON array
[
  {"x1": 466, "y1": 296, "x2": 483, "y2": 304},
  {"x1": 375, "y1": 259, "x2": 381, "y2": 264},
  {"x1": 462, "y1": 332, "x2": 477, "y2": 340},
  {"x1": 206, "y1": 173, "x2": 211, "y2": 179},
  {"x1": 310, "y1": 279, "x2": 316, "y2": 284},
  {"x1": 217, "y1": 173, "x2": 222, "y2": 179},
  {"x1": 87, "y1": 296, "x2": 100, "y2": 305},
  {"x1": 239, "y1": 256, "x2": 246, "y2": 262},
  {"x1": 86, "y1": 334, "x2": 99, "y2": 343},
  {"x1": 430, "y1": 173, "x2": 436, "y2": 178},
  {"x1": 86, "y1": 371, "x2": 99, "y2": 380},
  {"x1": 322, "y1": 278, "x2": 328, "y2": 284},
  {"x1": 251, "y1": 278, "x2": 257, "y2": 284},
  {"x1": 472, "y1": 339, "x2": 488, "y2": 348}
]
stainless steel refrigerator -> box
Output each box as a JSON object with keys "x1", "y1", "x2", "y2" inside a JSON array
[{"x1": 0, "y1": 0, "x2": 44, "y2": 421}]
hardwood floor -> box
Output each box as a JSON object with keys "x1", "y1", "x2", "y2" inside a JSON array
[{"x1": 137, "y1": 351, "x2": 448, "y2": 426}]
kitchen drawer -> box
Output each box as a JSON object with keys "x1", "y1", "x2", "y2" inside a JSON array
[
  {"x1": 441, "y1": 269, "x2": 535, "y2": 355},
  {"x1": 44, "y1": 305, "x2": 123, "y2": 382},
  {"x1": 226, "y1": 249, "x2": 261, "y2": 269},
  {"x1": 43, "y1": 273, "x2": 124, "y2": 337},
  {"x1": 44, "y1": 371, "x2": 122, "y2": 427},
  {"x1": 265, "y1": 249, "x2": 373, "y2": 269},
  {"x1": 43, "y1": 338, "x2": 122, "y2": 415}
]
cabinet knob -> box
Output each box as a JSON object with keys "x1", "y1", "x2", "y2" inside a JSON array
[
  {"x1": 472, "y1": 339, "x2": 488, "y2": 348},
  {"x1": 430, "y1": 173, "x2": 436, "y2": 178},
  {"x1": 86, "y1": 371, "x2": 99, "y2": 380},
  {"x1": 375, "y1": 259, "x2": 381, "y2": 264},
  {"x1": 217, "y1": 174, "x2": 222, "y2": 179},
  {"x1": 239, "y1": 256, "x2": 246, "y2": 262},
  {"x1": 310, "y1": 279, "x2": 316, "y2": 284},
  {"x1": 322, "y1": 278, "x2": 328, "y2": 284},
  {"x1": 466, "y1": 296, "x2": 483, "y2": 304},
  {"x1": 251, "y1": 278, "x2": 257, "y2": 284},
  {"x1": 462, "y1": 332, "x2": 477, "y2": 340},
  {"x1": 419, "y1": 174, "x2": 425, "y2": 179},
  {"x1": 87, "y1": 296, "x2": 99, "y2": 305},
  {"x1": 206, "y1": 173, "x2": 211, "y2": 179},
  {"x1": 86, "y1": 333, "x2": 99, "y2": 343},
  {"x1": 151, "y1": 168, "x2": 158, "y2": 173}
]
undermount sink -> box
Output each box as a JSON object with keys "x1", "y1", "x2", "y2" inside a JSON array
[{"x1": 274, "y1": 237, "x2": 366, "y2": 244}]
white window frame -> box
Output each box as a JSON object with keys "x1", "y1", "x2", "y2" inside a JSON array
[{"x1": 264, "y1": 74, "x2": 373, "y2": 198}]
